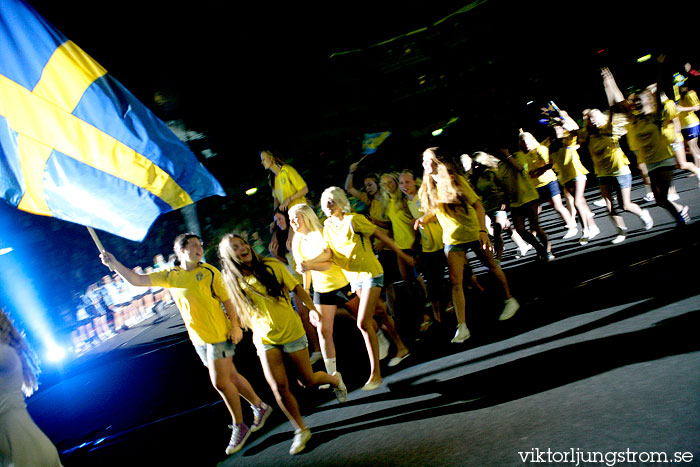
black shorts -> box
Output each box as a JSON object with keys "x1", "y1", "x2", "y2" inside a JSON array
[
  {"x1": 313, "y1": 283, "x2": 354, "y2": 306},
  {"x1": 377, "y1": 249, "x2": 400, "y2": 284}
]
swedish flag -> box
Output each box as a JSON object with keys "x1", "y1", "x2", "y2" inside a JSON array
[
  {"x1": 0, "y1": 0, "x2": 225, "y2": 241},
  {"x1": 361, "y1": 131, "x2": 391, "y2": 155}
]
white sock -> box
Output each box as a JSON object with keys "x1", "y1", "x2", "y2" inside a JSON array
[{"x1": 324, "y1": 357, "x2": 337, "y2": 375}]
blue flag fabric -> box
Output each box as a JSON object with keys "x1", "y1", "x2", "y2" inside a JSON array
[
  {"x1": 361, "y1": 131, "x2": 391, "y2": 155},
  {"x1": 0, "y1": 0, "x2": 225, "y2": 241}
]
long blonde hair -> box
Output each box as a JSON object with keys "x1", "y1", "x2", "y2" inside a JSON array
[
  {"x1": 418, "y1": 147, "x2": 470, "y2": 215},
  {"x1": 0, "y1": 309, "x2": 40, "y2": 397},
  {"x1": 218, "y1": 234, "x2": 290, "y2": 329}
]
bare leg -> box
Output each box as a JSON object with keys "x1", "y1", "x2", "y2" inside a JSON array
[
  {"x1": 446, "y1": 250, "x2": 468, "y2": 325},
  {"x1": 316, "y1": 304, "x2": 337, "y2": 360},
  {"x1": 287, "y1": 347, "x2": 339, "y2": 387},
  {"x1": 373, "y1": 297, "x2": 410, "y2": 358},
  {"x1": 292, "y1": 292, "x2": 320, "y2": 356},
  {"x1": 356, "y1": 286, "x2": 382, "y2": 386},
  {"x1": 209, "y1": 357, "x2": 246, "y2": 424},
  {"x1": 258, "y1": 348, "x2": 306, "y2": 430},
  {"x1": 650, "y1": 168, "x2": 686, "y2": 224}
]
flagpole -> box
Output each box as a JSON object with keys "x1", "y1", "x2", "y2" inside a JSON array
[{"x1": 87, "y1": 227, "x2": 113, "y2": 271}]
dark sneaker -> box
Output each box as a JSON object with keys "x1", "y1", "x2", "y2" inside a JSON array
[
  {"x1": 250, "y1": 402, "x2": 272, "y2": 432},
  {"x1": 225, "y1": 423, "x2": 250, "y2": 455}
]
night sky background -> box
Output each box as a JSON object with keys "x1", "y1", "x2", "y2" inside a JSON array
[{"x1": 1, "y1": 0, "x2": 697, "y2": 349}]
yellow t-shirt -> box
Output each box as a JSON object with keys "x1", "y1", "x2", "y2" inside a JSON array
[
  {"x1": 149, "y1": 263, "x2": 231, "y2": 346},
  {"x1": 323, "y1": 213, "x2": 383, "y2": 282},
  {"x1": 356, "y1": 192, "x2": 391, "y2": 250},
  {"x1": 548, "y1": 136, "x2": 589, "y2": 185},
  {"x1": 407, "y1": 196, "x2": 444, "y2": 253},
  {"x1": 435, "y1": 175, "x2": 481, "y2": 246},
  {"x1": 626, "y1": 118, "x2": 674, "y2": 165},
  {"x1": 274, "y1": 164, "x2": 308, "y2": 209},
  {"x1": 515, "y1": 145, "x2": 557, "y2": 188},
  {"x1": 292, "y1": 230, "x2": 349, "y2": 293},
  {"x1": 661, "y1": 99, "x2": 680, "y2": 145},
  {"x1": 497, "y1": 157, "x2": 539, "y2": 208},
  {"x1": 473, "y1": 168, "x2": 505, "y2": 213},
  {"x1": 385, "y1": 191, "x2": 416, "y2": 250},
  {"x1": 678, "y1": 89, "x2": 700, "y2": 129},
  {"x1": 242, "y1": 258, "x2": 305, "y2": 346},
  {"x1": 585, "y1": 129, "x2": 630, "y2": 177}
]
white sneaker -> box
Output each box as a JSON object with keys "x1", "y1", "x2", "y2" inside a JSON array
[
  {"x1": 498, "y1": 297, "x2": 520, "y2": 321},
  {"x1": 517, "y1": 244, "x2": 533, "y2": 258},
  {"x1": 643, "y1": 192, "x2": 655, "y2": 203},
  {"x1": 332, "y1": 372, "x2": 347, "y2": 403},
  {"x1": 289, "y1": 428, "x2": 312, "y2": 455},
  {"x1": 377, "y1": 330, "x2": 390, "y2": 360},
  {"x1": 588, "y1": 224, "x2": 601, "y2": 240},
  {"x1": 611, "y1": 232, "x2": 626, "y2": 244},
  {"x1": 640, "y1": 209, "x2": 654, "y2": 230},
  {"x1": 562, "y1": 226, "x2": 578, "y2": 240},
  {"x1": 451, "y1": 323, "x2": 471, "y2": 343},
  {"x1": 593, "y1": 198, "x2": 607, "y2": 207}
]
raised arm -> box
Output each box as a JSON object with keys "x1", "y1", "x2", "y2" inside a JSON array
[
  {"x1": 99, "y1": 251, "x2": 151, "y2": 287},
  {"x1": 601, "y1": 67, "x2": 625, "y2": 106},
  {"x1": 345, "y1": 162, "x2": 365, "y2": 199}
]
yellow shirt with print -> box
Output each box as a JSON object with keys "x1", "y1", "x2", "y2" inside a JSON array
[
  {"x1": 243, "y1": 258, "x2": 306, "y2": 346},
  {"x1": 435, "y1": 175, "x2": 481, "y2": 246},
  {"x1": 293, "y1": 230, "x2": 349, "y2": 293},
  {"x1": 274, "y1": 164, "x2": 309, "y2": 209},
  {"x1": 323, "y1": 213, "x2": 383, "y2": 282},
  {"x1": 678, "y1": 90, "x2": 700, "y2": 129},
  {"x1": 626, "y1": 118, "x2": 674, "y2": 165},
  {"x1": 386, "y1": 192, "x2": 417, "y2": 250},
  {"x1": 407, "y1": 197, "x2": 443, "y2": 253},
  {"x1": 515, "y1": 145, "x2": 557, "y2": 188},
  {"x1": 149, "y1": 263, "x2": 231, "y2": 346}
]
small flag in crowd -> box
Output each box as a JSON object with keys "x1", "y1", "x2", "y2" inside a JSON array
[{"x1": 361, "y1": 131, "x2": 392, "y2": 155}]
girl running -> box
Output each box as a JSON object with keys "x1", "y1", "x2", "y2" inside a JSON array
[{"x1": 218, "y1": 234, "x2": 347, "y2": 455}]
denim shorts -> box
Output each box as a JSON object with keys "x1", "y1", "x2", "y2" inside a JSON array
[
  {"x1": 256, "y1": 334, "x2": 308, "y2": 355},
  {"x1": 681, "y1": 124, "x2": 699, "y2": 140},
  {"x1": 536, "y1": 180, "x2": 561, "y2": 199},
  {"x1": 598, "y1": 172, "x2": 632, "y2": 190},
  {"x1": 194, "y1": 340, "x2": 236, "y2": 367},
  {"x1": 350, "y1": 274, "x2": 384, "y2": 292},
  {"x1": 444, "y1": 240, "x2": 480, "y2": 255}
]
